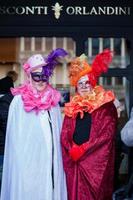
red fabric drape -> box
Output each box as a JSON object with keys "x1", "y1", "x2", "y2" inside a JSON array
[{"x1": 61, "y1": 102, "x2": 117, "y2": 200}]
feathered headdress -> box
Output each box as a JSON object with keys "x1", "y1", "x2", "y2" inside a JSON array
[
  {"x1": 23, "y1": 48, "x2": 68, "y2": 79},
  {"x1": 43, "y1": 48, "x2": 68, "y2": 78},
  {"x1": 69, "y1": 49, "x2": 113, "y2": 86}
]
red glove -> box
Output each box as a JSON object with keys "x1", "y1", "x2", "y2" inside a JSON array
[{"x1": 69, "y1": 143, "x2": 86, "y2": 161}]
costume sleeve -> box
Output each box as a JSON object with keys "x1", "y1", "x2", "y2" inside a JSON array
[
  {"x1": 82, "y1": 102, "x2": 118, "y2": 155},
  {"x1": 121, "y1": 109, "x2": 133, "y2": 147}
]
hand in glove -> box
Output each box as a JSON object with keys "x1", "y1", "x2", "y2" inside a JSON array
[{"x1": 69, "y1": 143, "x2": 86, "y2": 161}]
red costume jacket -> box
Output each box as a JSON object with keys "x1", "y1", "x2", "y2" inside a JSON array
[{"x1": 61, "y1": 101, "x2": 117, "y2": 200}]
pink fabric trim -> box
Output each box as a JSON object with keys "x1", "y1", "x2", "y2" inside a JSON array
[
  {"x1": 23, "y1": 63, "x2": 31, "y2": 74},
  {"x1": 11, "y1": 83, "x2": 61, "y2": 113}
]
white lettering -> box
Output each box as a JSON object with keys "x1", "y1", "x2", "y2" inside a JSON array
[
  {"x1": 16, "y1": 7, "x2": 25, "y2": 15},
  {"x1": 25, "y1": 6, "x2": 34, "y2": 15},
  {"x1": 82, "y1": 7, "x2": 90, "y2": 15},
  {"x1": 107, "y1": 7, "x2": 115, "y2": 15},
  {"x1": 6, "y1": 7, "x2": 16, "y2": 15},
  {"x1": 128, "y1": 7, "x2": 130, "y2": 15},
  {"x1": 66, "y1": 7, "x2": 75, "y2": 15},
  {"x1": 115, "y1": 7, "x2": 118, "y2": 15},
  {"x1": 75, "y1": 7, "x2": 82, "y2": 15},
  {"x1": 119, "y1": 7, "x2": 127, "y2": 15},
  {"x1": 0, "y1": 7, "x2": 6, "y2": 14},
  {"x1": 98, "y1": 7, "x2": 106, "y2": 15},
  {"x1": 0, "y1": 5, "x2": 131, "y2": 16},
  {"x1": 89, "y1": 7, "x2": 98, "y2": 15},
  {"x1": 34, "y1": 6, "x2": 48, "y2": 15}
]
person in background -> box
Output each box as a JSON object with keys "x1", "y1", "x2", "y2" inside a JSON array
[
  {"x1": 61, "y1": 49, "x2": 118, "y2": 200},
  {"x1": 0, "y1": 70, "x2": 18, "y2": 96},
  {"x1": 121, "y1": 107, "x2": 133, "y2": 147},
  {"x1": 6, "y1": 70, "x2": 18, "y2": 84},
  {"x1": 0, "y1": 49, "x2": 68, "y2": 200},
  {"x1": 0, "y1": 70, "x2": 18, "y2": 190},
  {"x1": 120, "y1": 108, "x2": 133, "y2": 198},
  {"x1": 114, "y1": 98, "x2": 128, "y2": 190}
]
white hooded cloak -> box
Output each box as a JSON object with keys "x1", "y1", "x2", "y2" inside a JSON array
[{"x1": 0, "y1": 95, "x2": 67, "y2": 200}]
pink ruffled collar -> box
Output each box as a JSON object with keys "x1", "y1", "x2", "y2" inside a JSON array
[{"x1": 11, "y1": 83, "x2": 61, "y2": 113}]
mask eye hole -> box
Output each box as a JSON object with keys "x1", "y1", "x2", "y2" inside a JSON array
[
  {"x1": 85, "y1": 81, "x2": 91, "y2": 86},
  {"x1": 31, "y1": 72, "x2": 41, "y2": 82},
  {"x1": 41, "y1": 76, "x2": 47, "y2": 82},
  {"x1": 78, "y1": 80, "x2": 91, "y2": 88},
  {"x1": 31, "y1": 72, "x2": 48, "y2": 82}
]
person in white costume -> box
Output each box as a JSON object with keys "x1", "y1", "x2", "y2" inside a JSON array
[
  {"x1": 121, "y1": 107, "x2": 133, "y2": 147},
  {"x1": 0, "y1": 49, "x2": 68, "y2": 200}
]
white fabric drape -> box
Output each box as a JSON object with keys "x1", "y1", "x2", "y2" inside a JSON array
[{"x1": 0, "y1": 95, "x2": 67, "y2": 200}]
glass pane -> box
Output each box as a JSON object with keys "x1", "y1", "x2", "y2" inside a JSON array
[
  {"x1": 114, "y1": 38, "x2": 121, "y2": 55},
  {"x1": 56, "y1": 38, "x2": 63, "y2": 48},
  {"x1": 103, "y1": 38, "x2": 110, "y2": 49},
  {"x1": 67, "y1": 38, "x2": 75, "y2": 51},
  {"x1": 86, "y1": 37, "x2": 130, "y2": 68},
  {"x1": 92, "y1": 38, "x2": 99, "y2": 55},
  {"x1": 45, "y1": 38, "x2": 52, "y2": 51},
  {"x1": 35, "y1": 37, "x2": 42, "y2": 51},
  {"x1": 24, "y1": 37, "x2": 31, "y2": 51}
]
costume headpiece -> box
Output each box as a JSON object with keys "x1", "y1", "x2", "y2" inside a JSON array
[
  {"x1": 23, "y1": 48, "x2": 68, "y2": 79},
  {"x1": 69, "y1": 49, "x2": 113, "y2": 87}
]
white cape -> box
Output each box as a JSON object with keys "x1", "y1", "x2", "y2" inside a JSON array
[{"x1": 0, "y1": 95, "x2": 67, "y2": 200}]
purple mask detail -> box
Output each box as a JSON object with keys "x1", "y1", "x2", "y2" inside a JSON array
[{"x1": 31, "y1": 72, "x2": 48, "y2": 82}]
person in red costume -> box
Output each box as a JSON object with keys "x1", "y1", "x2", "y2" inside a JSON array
[{"x1": 61, "y1": 49, "x2": 118, "y2": 200}]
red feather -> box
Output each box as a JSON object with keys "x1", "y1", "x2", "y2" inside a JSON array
[{"x1": 92, "y1": 49, "x2": 113, "y2": 78}]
